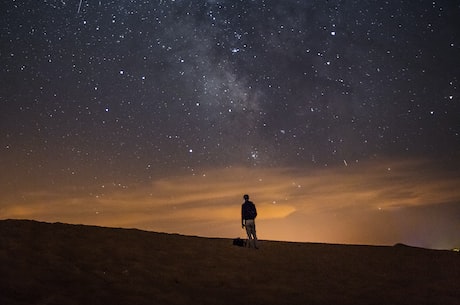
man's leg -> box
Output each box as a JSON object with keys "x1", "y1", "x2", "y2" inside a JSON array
[
  {"x1": 245, "y1": 220, "x2": 257, "y2": 248},
  {"x1": 250, "y1": 223, "x2": 258, "y2": 249},
  {"x1": 245, "y1": 223, "x2": 253, "y2": 247}
]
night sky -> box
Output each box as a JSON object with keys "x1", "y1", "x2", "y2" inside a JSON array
[{"x1": 1, "y1": 0, "x2": 459, "y2": 249}]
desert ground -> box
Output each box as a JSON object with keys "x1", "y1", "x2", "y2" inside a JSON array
[{"x1": 1, "y1": 219, "x2": 459, "y2": 305}]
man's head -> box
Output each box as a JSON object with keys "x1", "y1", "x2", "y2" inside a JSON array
[{"x1": 243, "y1": 194, "x2": 249, "y2": 200}]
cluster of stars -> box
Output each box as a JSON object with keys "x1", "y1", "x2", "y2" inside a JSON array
[{"x1": 0, "y1": 0, "x2": 458, "y2": 188}]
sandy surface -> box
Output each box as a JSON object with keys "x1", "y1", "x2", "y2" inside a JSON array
[{"x1": 1, "y1": 219, "x2": 459, "y2": 305}]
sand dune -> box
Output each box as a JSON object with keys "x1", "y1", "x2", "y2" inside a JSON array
[{"x1": 1, "y1": 219, "x2": 459, "y2": 305}]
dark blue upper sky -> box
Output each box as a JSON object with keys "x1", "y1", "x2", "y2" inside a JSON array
[{"x1": 1, "y1": 0, "x2": 459, "y2": 188}]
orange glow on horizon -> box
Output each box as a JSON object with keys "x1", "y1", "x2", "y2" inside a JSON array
[{"x1": 2, "y1": 157, "x2": 460, "y2": 249}]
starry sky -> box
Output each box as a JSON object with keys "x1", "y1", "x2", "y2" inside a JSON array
[{"x1": 1, "y1": 0, "x2": 460, "y2": 249}]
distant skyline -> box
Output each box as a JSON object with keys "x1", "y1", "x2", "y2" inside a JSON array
[{"x1": 1, "y1": 1, "x2": 459, "y2": 249}]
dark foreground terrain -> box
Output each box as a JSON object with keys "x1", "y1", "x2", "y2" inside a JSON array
[{"x1": 1, "y1": 219, "x2": 459, "y2": 305}]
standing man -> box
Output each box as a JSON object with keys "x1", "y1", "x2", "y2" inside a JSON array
[{"x1": 241, "y1": 194, "x2": 258, "y2": 249}]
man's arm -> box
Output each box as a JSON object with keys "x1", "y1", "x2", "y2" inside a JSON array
[{"x1": 241, "y1": 205, "x2": 245, "y2": 228}]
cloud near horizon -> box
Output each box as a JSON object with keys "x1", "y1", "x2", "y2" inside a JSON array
[{"x1": 2, "y1": 157, "x2": 459, "y2": 249}]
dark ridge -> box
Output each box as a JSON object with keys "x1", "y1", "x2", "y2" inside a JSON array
[{"x1": 1, "y1": 219, "x2": 459, "y2": 305}]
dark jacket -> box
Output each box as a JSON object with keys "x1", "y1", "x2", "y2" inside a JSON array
[{"x1": 242, "y1": 200, "x2": 257, "y2": 221}]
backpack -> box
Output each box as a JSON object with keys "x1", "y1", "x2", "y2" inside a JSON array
[{"x1": 233, "y1": 237, "x2": 247, "y2": 247}]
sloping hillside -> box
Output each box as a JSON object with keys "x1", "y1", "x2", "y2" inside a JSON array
[{"x1": 1, "y1": 219, "x2": 458, "y2": 305}]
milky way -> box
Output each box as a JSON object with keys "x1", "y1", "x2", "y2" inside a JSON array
[{"x1": 1, "y1": 1, "x2": 459, "y2": 248}]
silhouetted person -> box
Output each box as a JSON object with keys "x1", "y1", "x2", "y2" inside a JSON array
[{"x1": 241, "y1": 194, "x2": 258, "y2": 249}]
